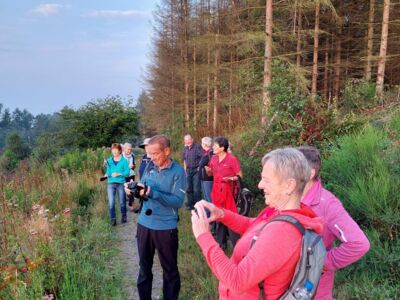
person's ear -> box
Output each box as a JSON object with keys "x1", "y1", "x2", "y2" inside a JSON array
[
  {"x1": 310, "y1": 168, "x2": 316, "y2": 181},
  {"x1": 165, "y1": 147, "x2": 171, "y2": 156},
  {"x1": 286, "y1": 178, "x2": 297, "y2": 196}
]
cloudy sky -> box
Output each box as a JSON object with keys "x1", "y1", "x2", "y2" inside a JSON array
[{"x1": 0, "y1": 1, "x2": 158, "y2": 115}]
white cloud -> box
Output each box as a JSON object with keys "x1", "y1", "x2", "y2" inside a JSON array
[
  {"x1": 32, "y1": 4, "x2": 63, "y2": 16},
  {"x1": 84, "y1": 10, "x2": 150, "y2": 18}
]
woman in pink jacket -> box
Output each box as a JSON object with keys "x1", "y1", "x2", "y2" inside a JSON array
[
  {"x1": 191, "y1": 148, "x2": 324, "y2": 299},
  {"x1": 298, "y1": 146, "x2": 370, "y2": 299}
]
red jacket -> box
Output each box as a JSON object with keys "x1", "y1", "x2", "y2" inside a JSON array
[
  {"x1": 211, "y1": 176, "x2": 238, "y2": 213},
  {"x1": 196, "y1": 205, "x2": 324, "y2": 299}
]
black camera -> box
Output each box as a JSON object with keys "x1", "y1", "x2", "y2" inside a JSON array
[{"x1": 127, "y1": 181, "x2": 148, "y2": 199}]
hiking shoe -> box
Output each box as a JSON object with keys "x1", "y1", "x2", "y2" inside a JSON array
[
  {"x1": 121, "y1": 216, "x2": 127, "y2": 223},
  {"x1": 111, "y1": 219, "x2": 117, "y2": 226}
]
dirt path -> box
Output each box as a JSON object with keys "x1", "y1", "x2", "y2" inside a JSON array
[{"x1": 117, "y1": 208, "x2": 163, "y2": 300}]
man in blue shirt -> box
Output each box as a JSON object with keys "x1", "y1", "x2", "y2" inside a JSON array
[{"x1": 134, "y1": 134, "x2": 185, "y2": 300}]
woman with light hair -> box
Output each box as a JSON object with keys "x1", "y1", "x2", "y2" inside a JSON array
[
  {"x1": 191, "y1": 148, "x2": 323, "y2": 299},
  {"x1": 198, "y1": 137, "x2": 214, "y2": 203}
]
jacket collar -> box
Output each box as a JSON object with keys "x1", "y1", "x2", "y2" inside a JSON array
[{"x1": 301, "y1": 179, "x2": 322, "y2": 206}]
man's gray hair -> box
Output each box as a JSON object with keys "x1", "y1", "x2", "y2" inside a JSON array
[
  {"x1": 148, "y1": 134, "x2": 171, "y2": 150},
  {"x1": 201, "y1": 136, "x2": 212, "y2": 147},
  {"x1": 123, "y1": 142, "x2": 132, "y2": 148},
  {"x1": 261, "y1": 147, "x2": 310, "y2": 196}
]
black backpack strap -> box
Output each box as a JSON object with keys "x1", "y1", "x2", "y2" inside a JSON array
[{"x1": 250, "y1": 214, "x2": 306, "y2": 300}]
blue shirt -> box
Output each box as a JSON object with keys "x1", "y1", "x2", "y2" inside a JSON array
[
  {"x1": 138, "y1": 159, "x2": 186, "y2": 230},
  {"x1": 182, "y1": 142, "x2": 203, "y2": 168},
  {"x1": 106, "y1": 156, "x2": 130, "y2": 184},
  {"x1": 139, "y1": 154, "x2": 151, "y2": 179}
]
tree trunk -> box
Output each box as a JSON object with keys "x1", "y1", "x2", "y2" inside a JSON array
[
  {"x1": 296, "y1": 1, "x2": 302, "y2": 68},
  {"x1": 311, "y1": 0, "x2": 320, "y2": 95},
  {"x1": 193, "y1": 44, "x2": 197, "y2": 129},
  {"x1": 182, "y1": 0, "x2": 190, "y2": 128},
  {"x1": 206, "y1": 0, "x2": 211, "y2": 128},
  {"x1": 323, "y1": 37, "x2": 329, "y2": 100},
  {"x1": 365, "y1": 0, "x2": 375, "y2": 81},
  {"x1": 261, "y1": 0, "x2": 273, "y2": 126},
  {"x1": 213, "y1": 0, "x2": 220, "y2": 134},
  {"x1": 213, "y1": 44, "x2": 219, "y2": 135},
  {"x1": 376, "y1": 0, "x2": 390, "y2": 100},
  {"x1": 334, "y1": 26, "x2": 342, "y2": 101},
  {"x1": 229, "y1": 50, "x2": 233, "y2": 131}
]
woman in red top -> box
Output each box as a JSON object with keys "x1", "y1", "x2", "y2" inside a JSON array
[
  {"x1": 205, "y1": 136, "x2": 243, "y2": 249},
  {"x1": 192, "y1": 148, "x2": 323, "y2": 299}
]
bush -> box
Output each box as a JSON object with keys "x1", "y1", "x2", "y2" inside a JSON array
[
  {"x1": 0, "y1": 149, "x2": 19, "y2": 171},
  {"x1": 322, "y1": 124, "x2": 400, "y2": 298},
  {"x1": 32, "y1": 134, "x2": 59, "y2": 162},
  {"x1": 342, "y1": 79, "x2": 377, "y2": 112},
  {"x1": 55, "y1": 148, "x2": 107, "y2": 173},
  {"x1": 4, "y1": 132, "x2": 31, "y2": 160}
]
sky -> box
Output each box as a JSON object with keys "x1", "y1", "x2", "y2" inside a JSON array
[{"x1": 0, "y1": 1, "x2": 158, "y2": 115}]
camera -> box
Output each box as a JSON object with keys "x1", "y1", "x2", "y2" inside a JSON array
[{"x1": 127, "y1": 181, "x2": 148, "y2": 199}]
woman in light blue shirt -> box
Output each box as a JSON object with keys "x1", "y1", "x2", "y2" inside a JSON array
[{"x1": 105, "y1": 143, "x2": 130, "y2": 225}]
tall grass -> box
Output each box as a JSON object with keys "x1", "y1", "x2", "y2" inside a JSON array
[
  {"x1": 0, "y1": 149, "x2": 124, "y2": 300},
  {"x1": 178, "y1": 210, "x2": 219, "y2": 299},
  {"x1": 322, "y1": 120, "x2": 400, "y2": 299}
]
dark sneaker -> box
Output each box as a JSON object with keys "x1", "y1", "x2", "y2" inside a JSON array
[
  {"x1": 111, "y1": 219, "x2": 117, "y2": 226},
  {"x1": 121, "y1": 216, "x2": 127, "y2": 223}
]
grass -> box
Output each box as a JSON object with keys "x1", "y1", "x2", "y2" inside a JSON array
[
  {"x1": 0, "y1": 150, "x2": 124, "y2": 300},
  {"x1": 2, "y1": 108, "x2": 400, "y2": 299},
  {"x1": 177, "y1": 209, "x2": 219, "y2": 300}
]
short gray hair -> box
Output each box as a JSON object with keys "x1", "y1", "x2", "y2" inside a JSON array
[
  {"x1": 261, "y1": 147, "x2": 310, "y2": 196},
  {"x1": 149, "y1": 134, "x2": 170, "y2": 150},
  {"x1": 123, "y1": 142, "x2": 132, "y2": 148},
  {"x1": 201, "y1": 137, "x2": 212, "y2": 147}
]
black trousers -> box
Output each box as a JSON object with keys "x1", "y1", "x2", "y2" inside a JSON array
[
  {"x1": 136, "y1": 223, "x2": 180, "y2": 300},
  {"x1": 215, "y1": 222, "x2": 240, "y2": 248}
]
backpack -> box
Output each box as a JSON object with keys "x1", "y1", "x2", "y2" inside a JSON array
[
  {"x1": 250, "y1": 215, "x2": 326, "y2": 300},
  {"x1": 233, "y1": 177, "x2": 254, "y2": 216}
]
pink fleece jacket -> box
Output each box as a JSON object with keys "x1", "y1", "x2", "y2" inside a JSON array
[
  {"x1": 302, "y1": 180, "x2": 370, "y2": 299},
  {"x1": 196, "y1": 205, "x2": 323, "y2": 299}
]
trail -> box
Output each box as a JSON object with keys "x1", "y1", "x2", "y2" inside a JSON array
[{"x1": 117, "y1": 208, "x2": 163, "y2": 300}]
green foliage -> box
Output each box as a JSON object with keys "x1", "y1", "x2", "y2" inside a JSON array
[
  {"x1": 71, "y1": 181, "x2": 97, "y2": 217},
  {"x1": 389, "y1": 110, "x2": 400, "y2": 138},
  {"x1": 178, "y1": 210, "x2": 219, "y2": 299},
  {"x1": 32, "y1": 134, "x2": 59, "y2": 162},
  {"x1": 4, "y1": 132, "x2": 31, "y2": 160},
  {"x1": 322, "y1": 126, "x2": 396, "y2": 226},
  {"x1": 342, "y1": 79, "x2": 377, "y2": 112},
  {"x1": 0, "y1": 149, "x2": 19, "y2": 171},
  {"x1": 0, "y1": 132, "x2": 31, "y2": 171},
  {"x1": 322, "y1": 124, "x2": 400, "y2": 298},
  {"x1": 0, "y1": 153, "x2": 123, "y2": 300},
  {"x1": 56, "y1": 96, "x2": 140, "y2": 150},
  {"x1": 55, "y1": 148, "x2": 108, "y2": 173}
]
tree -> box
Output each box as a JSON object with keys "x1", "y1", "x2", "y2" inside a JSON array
[
  {"x1": 56, "y1": 96, "x2": 140, "y2": 149},
  {"x1": 261, "y1": 0, "x2": 273, "y2": 126},
  {"x1": 376, "y1": 0, "x2": 390, "y2": 100},
  {"x1": 365, "y1": 0, "x2": 375, "y2": 81},
  {"x1": 32, "y1": 134, "x2": 59, "y2": 162},
  {"x1": 4, "y1": 132, "x2": 31, "y2": 160},
  {"x1": 311, "y1": 0, "x2": 320, "y2": 96}
]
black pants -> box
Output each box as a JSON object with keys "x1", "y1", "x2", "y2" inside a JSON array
[
  {"x1": 137, "y1": 224, "x2": 180, "y2": 300},
  {"x1": 125, "y1": 176, "x2": 136, "y2": 206},
  {"x1": 215, "y1": 222, "x2": 240, "y2": 249}
]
